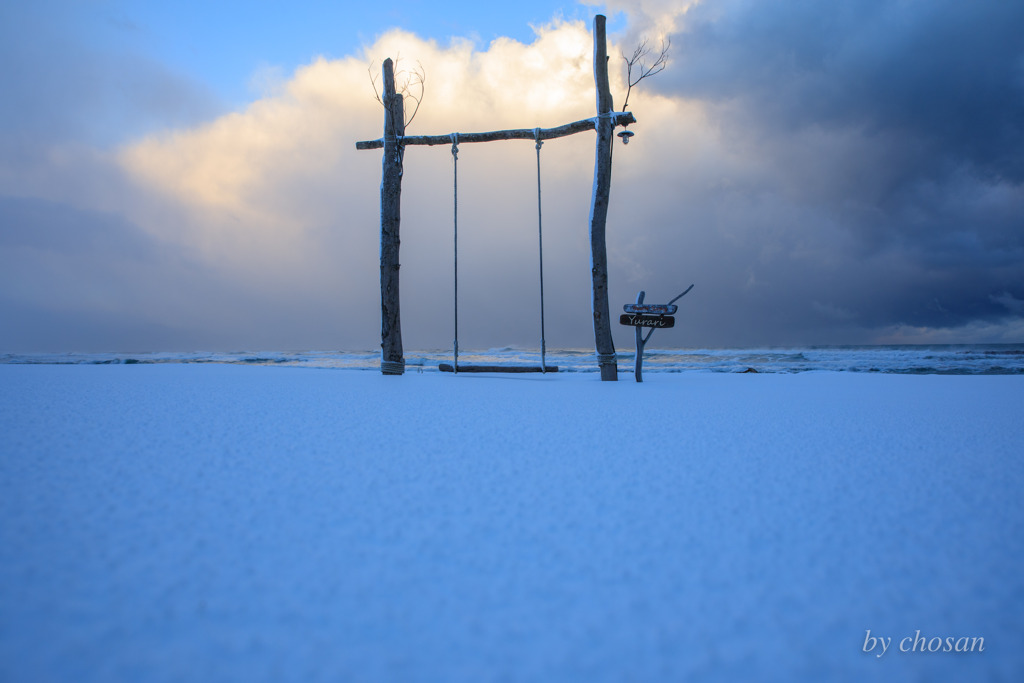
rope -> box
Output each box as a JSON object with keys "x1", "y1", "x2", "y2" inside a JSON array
[
  {"x1": 451, "y1": 133, "x2": 459, "y2": 373},
  {"x1": 446, "y1": 130, "x2": 552, "y2": 375},
  {"x1": 535, "y1": 129, "x2": 547, "y2": 373},
  {"x1": 596, "y1": 352, "x2": 617, "y2": 364},
  {"x1": 381, "y1": 359, "x2": 405, "y2": 375}
]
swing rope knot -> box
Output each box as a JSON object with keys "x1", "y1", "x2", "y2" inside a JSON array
[
  {"x1": 534, "y1": 128, "x2": 543, "y2": 151},
  {"x1": 450, "y1": 132, "x2": 459, "y2": 159},
  {"x1": 380, "y1": 359, "x2": 405, "y2": 375}
]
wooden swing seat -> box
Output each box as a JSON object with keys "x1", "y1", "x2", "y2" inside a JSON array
[{"x1": 439, "y1": 364, "x2": 558, "y2": 373}]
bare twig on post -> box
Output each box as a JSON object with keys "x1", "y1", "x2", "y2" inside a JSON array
[
  {"x1": 394, "y1": 59, "x2": 425, "y2": 128},
  {"x1": 621, "y1": 37, "x2": 670, "y2": 112},
  {"x1": 369, "y1": 57, "x2": 426, "y2": 131}
]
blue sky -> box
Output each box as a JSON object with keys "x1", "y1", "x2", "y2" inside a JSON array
[
  {"x1": 2, "y1": 0, "x2": 1022, "y2": 352},
  {"x1": 13, "y1": 1, "x2": 619, "y2": 120}
]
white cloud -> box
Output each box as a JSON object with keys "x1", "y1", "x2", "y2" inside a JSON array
[
  {"x1": 115, "y1": 23, "x2": 603, "y2": 257},
  {"x1": 583, "y1": 0, "x2": 701, "y2": 42}
]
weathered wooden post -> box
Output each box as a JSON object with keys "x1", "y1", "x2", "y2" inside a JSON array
[
  {"x1": 590, "y1": 15, "x2": 618, "y2": 381},
  {"x1": 380, "y1": 58, "x2": 405, "y2": 375},
  {"x1": 633, "y1": 290, "x2": 649, "y2": 382}
]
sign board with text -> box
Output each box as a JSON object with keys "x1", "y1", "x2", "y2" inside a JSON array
[{"x1": 619, "y1": 314, "x2": 675, "y2": 328}]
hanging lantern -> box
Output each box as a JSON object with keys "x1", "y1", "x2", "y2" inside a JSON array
[{"x1": 618, "y1": 130, "x2": 635, "y2": 145}]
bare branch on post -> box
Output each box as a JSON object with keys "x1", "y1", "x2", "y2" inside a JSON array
[
  {"x1": 369, "y1": 58, "x2": 425, "y2": 131},
  {"x1": 621, "y1": 38, "x2": 670, "y2": 112},
  {"x1": 395, "y1": 59, "x2": 425, "y2": 128}
]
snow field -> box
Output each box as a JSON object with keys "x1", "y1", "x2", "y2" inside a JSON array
[{"x1": 1, "y1": 365, "x2": 1021, "y2": 682}]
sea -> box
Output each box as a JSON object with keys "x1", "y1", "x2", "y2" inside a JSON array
[{"x1": 4, "y1": 345, "x2": 1023, "y2": 374}]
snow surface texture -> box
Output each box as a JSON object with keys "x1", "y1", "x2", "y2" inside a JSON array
[{"x1": 1, "y1": 365, "x2": 1021, "y2": 682}]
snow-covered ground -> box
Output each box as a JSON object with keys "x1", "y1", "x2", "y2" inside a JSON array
[{"x1": 1, "y1": 365, "x2": 1021, "y2": 682}]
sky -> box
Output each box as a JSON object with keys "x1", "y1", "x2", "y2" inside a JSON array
[{"x1": 1, "y1": 0, "x2": 1022, "y2": 353}]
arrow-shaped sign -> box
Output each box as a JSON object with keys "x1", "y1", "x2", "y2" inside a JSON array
[{"x1": 623, "y1": 303, "x2": 677, "y2": 314}]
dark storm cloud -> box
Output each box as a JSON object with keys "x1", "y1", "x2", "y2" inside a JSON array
[
  {"x1": 667, "y1": 0, "x2": 1024, "y2": 178},
  {"x1": 638, "y1": 0, "x2": 1024, "y2": 341}
]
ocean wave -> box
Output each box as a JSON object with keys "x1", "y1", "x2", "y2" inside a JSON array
[{"x1": 4, "y1": 344, "x2": 1023, "y2": 374}]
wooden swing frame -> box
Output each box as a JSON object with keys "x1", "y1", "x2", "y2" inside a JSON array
[{"x1": 356, "y1": 15, "x2": 632, "y2": 380}]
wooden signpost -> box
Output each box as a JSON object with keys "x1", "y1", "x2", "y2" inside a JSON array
[{"x1": 620, "y1": 285, "x2": 693, "y2": 382}]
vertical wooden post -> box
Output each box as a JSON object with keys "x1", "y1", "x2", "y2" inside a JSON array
[
  {"x1": 590, "y1": 15, "x2": 618, "y2": 381},
  {"x1": 633, "y1": 291, "x2": 647, "y2": 382},
  {"x1": 380, "y1": 58, "x2": 405, "y2": 375}
]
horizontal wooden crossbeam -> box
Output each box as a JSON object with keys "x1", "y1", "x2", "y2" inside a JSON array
[{"x1": 355, "y1": 112, "x2": 637, "y2": 150}]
